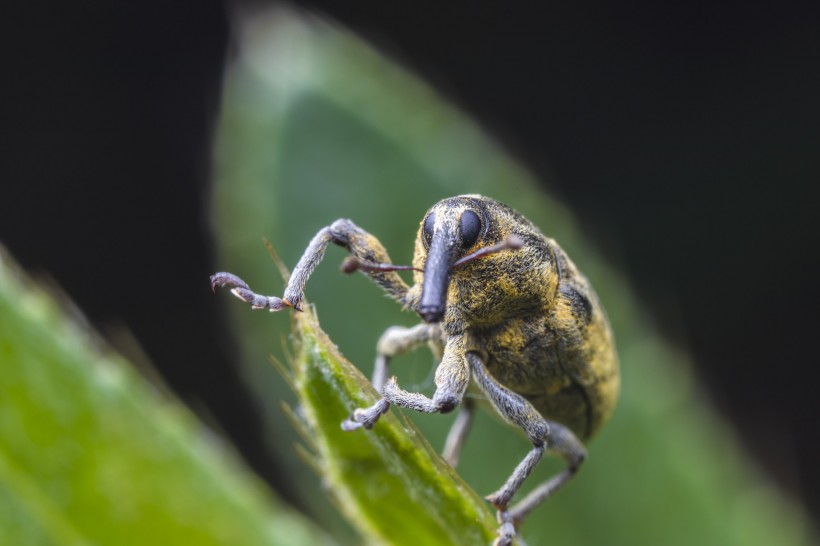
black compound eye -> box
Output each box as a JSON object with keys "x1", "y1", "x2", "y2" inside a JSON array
[
  {"x1": 423, "y1": 212, "x2": 436, "y2": 247},
  {"x1": 460, "y1": 210, "x2": 481, "y2": 248}
]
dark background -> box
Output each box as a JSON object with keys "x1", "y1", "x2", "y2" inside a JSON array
[{"x1": 3, "y1": 0, "x2": 819, "y2": 526}]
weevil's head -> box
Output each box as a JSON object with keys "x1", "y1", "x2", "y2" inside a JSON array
[{"x1": 412, "y1": 194, "x2": 523, "y2": 323}]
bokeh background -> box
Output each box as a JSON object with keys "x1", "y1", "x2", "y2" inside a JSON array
[{"x1": 2, "y1": 1, "x2": 819, "y2": 544}]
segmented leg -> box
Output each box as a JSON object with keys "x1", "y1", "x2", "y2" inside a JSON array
[
  {"x1": 210, "y1": 272, "x2": 291, "y2": 311},
  {"x1": 211, "y1": 219, "x2": 410, "y2": 312},
  {"x1": 370, "y1": 323, "x2": 475, "y2": 466},
  {"x1": 466, "y1": 351, "x2": 585, "y2": 546},
  {"x1": 441, "y1": 396, "x2": 475, "y2": 468},
  {"x1": 372, "y1": 323, "x2": 441, "y2": 393},
  {"x1": 342, "y1": 335, "x2": 469, "y2": 431},
  {"x1": 508, "y1": 421, "x2": 585, "y2": 524}
]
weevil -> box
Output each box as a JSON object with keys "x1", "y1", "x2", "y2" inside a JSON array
[{"x1": 211, "y1": 194, "x2": 619, "y2": 546}]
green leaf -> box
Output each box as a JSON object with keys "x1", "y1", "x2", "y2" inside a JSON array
[
  {"x1": 0, "y1": 249, "x2": 332, "y2": 546},
  {"x1": 289, "y1": 307, "x2": 497, "y2": 545}
]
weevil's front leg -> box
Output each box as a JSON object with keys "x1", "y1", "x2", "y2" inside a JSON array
[
  {"x1": 342, "y1": 335, "x2": 468, "y2": 430},
  {"x1": 211, "y1": 219, "x2": 411, "y2": 311},
  {"x1": 209, "y1": 272, "x2": 292, "y2": 311},
  {"x1": 373, "y1": 324, "x2": 473, "y2": 466},
  {"x1": 466, "y1": 351, "x2": 557, "y2": 546},
  {"x1": 372, "y1": 323, "x2": 442, "y2": 392}
]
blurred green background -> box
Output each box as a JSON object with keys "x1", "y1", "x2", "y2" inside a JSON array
[
  {"x1": 210, "y1": 9, "x2": 813, "y2": 545},
  {"x1": 1, "y1": 2, "x2": 819, "y2": 545}
]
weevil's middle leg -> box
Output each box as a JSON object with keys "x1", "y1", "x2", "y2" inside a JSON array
[
  {"x1": 442, "y1": 396, "x2": 475, "y2": 468},
  {"x1": 211, "y1": 219, "x2": 411, "y2": 312},
  {"x1": 468, "y1": 350, "x2": 587, "y2": 544},
  {"x1": 467, "y1": 352, "x2": 549, "y2": 505},
  {"x1": 508, "y1": 421, "x2": 586, "y2": 525}
]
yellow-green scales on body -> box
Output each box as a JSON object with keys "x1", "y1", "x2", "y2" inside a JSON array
[{"x1": 212, "y1": 194, "x2": 619, "y2": 546}]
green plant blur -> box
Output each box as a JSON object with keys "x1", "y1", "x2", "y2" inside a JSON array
[{"x1": 0, "y1": 250, "x2": 332, "y2": 544}]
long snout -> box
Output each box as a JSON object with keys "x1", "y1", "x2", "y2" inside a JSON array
[{"x1": 418, "y1": 228, "x2": 459, "y2": 323}]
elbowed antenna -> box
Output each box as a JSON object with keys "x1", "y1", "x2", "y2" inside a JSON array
[{"x1": 450, "y1": 235, "x2": 523, "y2": 270}]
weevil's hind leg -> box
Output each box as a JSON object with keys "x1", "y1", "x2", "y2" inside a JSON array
[
  {"x1": 212, "y1": 219, "x2": 411, "y2": 312},
  {"x1": 343, "y1": 335, "x2": 468, "y2": 431},
  {"x1": 441, "y1": 396, "x2": 475, "y2": 468},
  {"x1": 508, "y1": 421, "x2": 586, "y2": 526},
  {"x1": 372, "y1": 323, "x2": 441, "y2": 393},
  {"x1": 466, "y1": 351, "x2": 557, "y2": 546}
]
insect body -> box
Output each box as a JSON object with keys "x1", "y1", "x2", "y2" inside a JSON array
[{"x1": 211, "y1": 195, "x2": 619, "y2": 546}]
